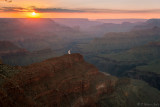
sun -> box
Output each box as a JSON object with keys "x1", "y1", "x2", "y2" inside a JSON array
[
  {"x1": 32, "y1": 12, "x2": 36, "y2": 16},
  {"x1": 27, "y1": 12, "x2": 40, "y2": 18}
]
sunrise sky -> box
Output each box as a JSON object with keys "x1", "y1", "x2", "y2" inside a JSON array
[{"x1": 0, "y1": 0, "x2": 160, "y2": 19}]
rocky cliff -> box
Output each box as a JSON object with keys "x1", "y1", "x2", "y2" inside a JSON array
[
  {"x1": 0, "y1": 59, "x2": 2, "y2": 64},
  {"x1": 0, "y1": 53, "x2": 160, "y2": 107},
  {"x1": 0, "y1": 53, "x2": 117, "y2": 106}
]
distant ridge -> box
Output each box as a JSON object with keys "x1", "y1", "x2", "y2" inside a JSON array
[
  {"x1": 95, "y1": 19, "x2": 147, "y2": 24},
  {"x1": 133, "y1": 19, "x2": 160, "y2": 30}
]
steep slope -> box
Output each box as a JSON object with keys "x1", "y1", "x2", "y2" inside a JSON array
[
  {"x1": 0, "y1": 54, "x2": 160, "y2": 107},
  {"x1": 0, "y1": 18, "x2": 78, "y2": 40},
  {"x1": 93, "y1": 41, "x2": 160, "y2": 90},
  {"x1": 0, "y1": 41, "x2": 29, "y2": 65},
  {"x1": 0, "y1": 18, "x2": 90, "y2": 55},
  {"x1": 79, "y1": 26, "x2": 160, "y2": 54},
  {"x1": 0, "y1": 41, "x2": 60, "y2": 66},
  {"x1": 103, "y1": 41, "x2": 160, "y2": 63},
  {"x1": 3, "y1": 53, "x2": 116, "y2": 106},
  {"x1": 0, "y1": 41, "x2": 28, "y2": 56}
]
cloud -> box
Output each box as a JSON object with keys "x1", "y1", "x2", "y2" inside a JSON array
[
  {"x1": 1, "y1": 6, "x2": 160, "y2": 13},
  {"x1": 0, "y1": 7, "x2": 84, "y2": 13},
  {"x1": 0, "y1": 7, "x2": 31, "y2": 12},
  {"x1": 34, "y1": 8, "x2": 84, "y2": 13},
  {"x1": 81, "y1": 8, "x2": 160, "y2": 13}
]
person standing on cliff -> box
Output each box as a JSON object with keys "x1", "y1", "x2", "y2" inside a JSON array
[{"x1": 68, "y1": 50, "x2": 71, "y2": 54}]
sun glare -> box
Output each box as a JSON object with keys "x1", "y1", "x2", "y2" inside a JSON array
[
  {"x1": 27, "y1": 12, "x2": 40, "y2": 18},
  {"x1": 32, "y1": 12, "x2": 36, "y2": 16}
]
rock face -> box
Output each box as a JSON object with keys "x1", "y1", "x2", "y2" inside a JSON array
[
  {"x1": 125, "y1": 69, "x2": 160, "y2": 90},
  {"x1": 0, "y1": 53, "x2": 160, "y2": 107},
  {"x1": 0, "y1": 41, "x2": 28, "y2": 56},
  {"x1": 0, "y1": 59, "x2": 2, "y2": 64},
  {"x1": 0, "y1": 53, "x2": 116, "y2": 106}
]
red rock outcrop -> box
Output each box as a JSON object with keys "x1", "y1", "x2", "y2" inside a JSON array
[{"x1": 0, "y1": 53, "x2": 116, "y2": 107}]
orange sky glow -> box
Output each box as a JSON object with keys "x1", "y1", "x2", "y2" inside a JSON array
[
  {"x1": 1, "y1": 12, "x2": 160, "y2": 19},
  {"x1": 1, "y1": 0, "x2": 160, "y2": 19}
]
